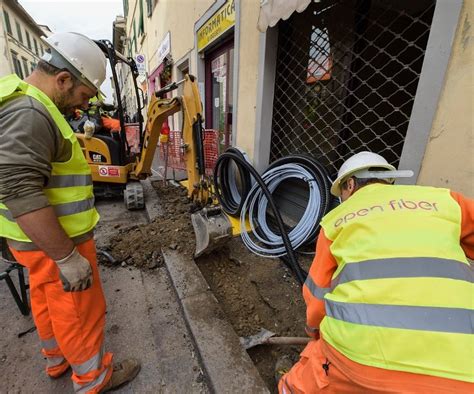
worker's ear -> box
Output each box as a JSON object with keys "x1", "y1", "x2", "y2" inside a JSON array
[
  {"x1": 55, "y1": 71, "x2": 75, "y2": 91},
  {"x1": 346, "y1": 177, "x2": 356, "y2": 195}
]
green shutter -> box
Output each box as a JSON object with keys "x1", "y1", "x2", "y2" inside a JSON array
[
  {"x1": 133, "y1": 21, "x2": 137, "y2": 52},
  {"x1": 146, "y1": 0, "x2": 153, "y2": 17},
  {"x1": 3, "y1": 10, "x2": 12, "y2": 34},
  {"x1": 15, "y1": 21, "x2": 23, "y2": 43},
  {"x1": 139, "y1": 0, "x2": 144, "y2": 34}
]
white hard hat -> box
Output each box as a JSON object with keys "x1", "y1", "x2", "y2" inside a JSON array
[
  {"x1": 331, "y1": 151, "x2": 413, "y2": 197},
  {"x1": 40, "y1": 32, "x2": 106, "y2": 93}
]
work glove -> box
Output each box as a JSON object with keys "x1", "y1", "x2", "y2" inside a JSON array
[{"x1": 55, "y1": 248, "x2": 93, "y2": 292}]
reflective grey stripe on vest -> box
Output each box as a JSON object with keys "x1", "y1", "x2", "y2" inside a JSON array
[
  {"x1": 325, "y1": 299, "x2": 474, "y2": 334},
  {"x1": 0, "y1": 198, "x2": 95, "y2": 222},
  {"x1": 304, "y1": 275, "x2": 330, "y2": 300},
  {"x1": 53, "y1": 197, "x2": 95, "y2": 217},
  {"x1": 0, "y1": 209, "x2": 14, "y2": 222},
  {"x1": 45, "y1": 174, "x2": 92, "y2": 189},
  {"x1": 41, "y1": 337, "x2": 59, "y2": 350},
  {"x1": 333, "y1": 258, "x2": 474, "y2": 287},
  {"x1": 72, "y1": 347, "x2": 103, "y2": 376}
]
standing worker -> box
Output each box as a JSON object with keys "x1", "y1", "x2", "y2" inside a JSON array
[
  {"x1": 0, "y1": 32, "x2": 140, "y2": 393},
  {"x1": 278, "y1": 151, "x2": 473, "y2": 393}
]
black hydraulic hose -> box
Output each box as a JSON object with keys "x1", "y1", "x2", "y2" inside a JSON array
[
  {"x1": 193, "y1": 114, "x2": 205, "y2": 175},
  {"x1": 215, "y1": 151, "x2": 306, "y2": 286},
  {"x1": 213, "y1": 147, "x2": 252, "y2": 216}
]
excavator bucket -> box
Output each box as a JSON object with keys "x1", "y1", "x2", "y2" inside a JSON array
[{"x1": 191, "y1": 206, "x2": 232, "y2": 258}]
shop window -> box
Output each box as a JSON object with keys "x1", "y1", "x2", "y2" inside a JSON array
[
  {"x1": 3, "y1": 10, "x2": 12, "y2": 35},
  {"x1": 11, "y1": 51, "x2": 23, "y2": 79},
  {"x1": 15, "y1": 21, "x2": 23, "y2": 44},
  {"x1": 307, "y1": 27, "x2": 332, "y2": 83},
  {"x1": 205, "y1": 41, "x2": 234, "y2": 149}
]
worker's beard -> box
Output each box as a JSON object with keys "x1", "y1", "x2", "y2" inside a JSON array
[{"x1": 53, "y1": 86, "x2": 77, "y2": 116}]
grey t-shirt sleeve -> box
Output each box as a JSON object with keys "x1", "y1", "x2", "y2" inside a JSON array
[{"x1": 0, "y1": 96, "x2": 70, "y2": 217}]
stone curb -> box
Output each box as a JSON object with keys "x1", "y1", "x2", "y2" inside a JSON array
[
  {"x1": 163, "y1": 250, "x2": 269, "y2": 394},
  {"x1": 141, "y1": 178, "x2": 165, "y2": 222}
]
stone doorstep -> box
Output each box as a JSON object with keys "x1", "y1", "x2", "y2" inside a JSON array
[{"x1": 163, "y1": 250, "x2": 270, "y2": 394}]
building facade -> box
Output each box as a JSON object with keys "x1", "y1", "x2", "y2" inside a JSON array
[
  {"x1": 116, "y1": 0, "x2": 472, "y2": 196},
  {"x1": 0, "y1": 0, "x2": 49, "y2": 79}
]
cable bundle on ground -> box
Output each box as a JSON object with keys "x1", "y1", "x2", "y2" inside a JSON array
[
  {"x1": 241, "y1": 154, "x2": 332, "y2": 258},
  {"x1": 213, "y1": 150, "x2": 333, "y2": 285}
]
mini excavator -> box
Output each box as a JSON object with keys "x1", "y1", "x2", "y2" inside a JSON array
[{"x1": 70, "y1": 39, "x2": 231, "y2": 256}]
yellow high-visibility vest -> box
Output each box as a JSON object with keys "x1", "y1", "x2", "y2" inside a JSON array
[
  {"x1": 309, "y1": 183, "x2": 473, "y2": 382},
  {"x1": 0, "y1": 74, "x2": 99, "y2": 241}
]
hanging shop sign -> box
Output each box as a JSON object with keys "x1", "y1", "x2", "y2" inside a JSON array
[
  {"x1": 135, "y1": 54, "x2": 147, "y2": 76},
  {"x1": 197, "y1": 0, "x2": 235, "y2": 51},
  {"x1": 157, "y1": 31, "x2": 171, "y2": 65}
]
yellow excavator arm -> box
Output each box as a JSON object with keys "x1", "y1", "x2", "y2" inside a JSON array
[{"x1": 131, "y1": 75, "x2": 209, "y2": 202}]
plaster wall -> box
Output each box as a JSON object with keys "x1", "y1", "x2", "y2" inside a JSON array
[{"x1": 417, "y1": 1, "x2": 473, "y2": 197}]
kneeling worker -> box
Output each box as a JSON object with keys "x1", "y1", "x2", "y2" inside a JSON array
[{"x1": 279, "y1": 151, "x2": 473, "y2": 393}]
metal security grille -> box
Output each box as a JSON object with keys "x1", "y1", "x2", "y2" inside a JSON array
[{"x1": 270, "y1": 0, "x2": 436, "y2": 176}]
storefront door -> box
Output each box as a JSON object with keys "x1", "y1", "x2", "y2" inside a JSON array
[{"x1": 205, "y1": 41, "x2": 234, "y2": 149}]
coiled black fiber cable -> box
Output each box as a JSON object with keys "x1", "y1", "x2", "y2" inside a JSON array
[
  {"x1": 265, "y1": 154, "x2": 333, "y2": 245},
  {"x1": 214, "y1": 150, "x2": 306, "y2": 286},
  {"x1": 213, "y1": 147, "x2": 252, "y2": 216}
]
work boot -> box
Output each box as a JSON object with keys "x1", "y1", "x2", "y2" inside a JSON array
[
  {"x1": 100, "y1": 358, "x2": 141, "y2": 392},
  {"x1": 274, "y1": 355, "x2": 293, "y2": 386}
]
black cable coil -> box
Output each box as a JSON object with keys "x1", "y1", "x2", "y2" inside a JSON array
[
  {"x1": 213, "y1": 147, "x2": 252, "y2": 216},
  {"x1": 214, "y1": 150, "x2": 335, "y2": 286}
]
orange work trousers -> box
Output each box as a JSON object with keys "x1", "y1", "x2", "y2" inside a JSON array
[
  {"x1": 279, "y1": 339, "x2": 473, "y2": 394},
  {"x1": 11, "y1": 239, "x2": 113, "y2": 393}
]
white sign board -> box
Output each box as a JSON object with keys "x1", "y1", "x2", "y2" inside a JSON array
[
  {"x1": 135, "y1": 54, "x2": 147, "y2": 76},
  {"x1": 157, "y1": 31, "x2": 171, "y2": 65}
]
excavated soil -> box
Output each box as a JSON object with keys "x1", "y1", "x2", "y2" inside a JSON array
[
  {"x1": 101, "y1": 182, "x2": 311, "y2": 392},
  {"x1": 100, "y1": 184, "x2": 196, "y2": 269}
]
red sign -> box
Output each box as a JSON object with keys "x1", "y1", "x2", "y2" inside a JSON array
[{"x1": 98, "y1": 166, "x2": 120, "y2": 177}]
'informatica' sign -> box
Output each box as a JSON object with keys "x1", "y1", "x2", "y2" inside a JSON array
[{"x1": 197, "y1": 0, "x2": 235, "y2": 51}]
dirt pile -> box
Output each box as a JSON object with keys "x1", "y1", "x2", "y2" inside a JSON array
[{"x1": 100, "y1": 183, "x2": 195, "y2": 269}]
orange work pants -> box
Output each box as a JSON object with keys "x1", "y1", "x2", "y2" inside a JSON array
[
  {"x1": 279, "y1": 339, "x2": 472, "y2": 394},
  {"x1": 11, "y1": 239, "x2": 113, "y2": 393}
]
